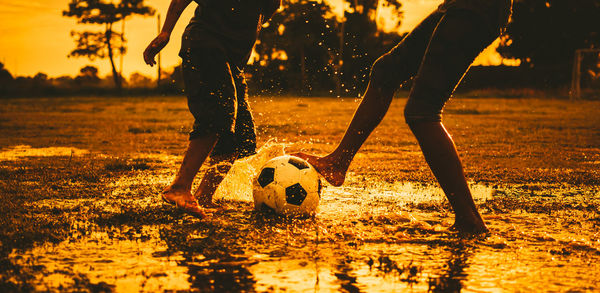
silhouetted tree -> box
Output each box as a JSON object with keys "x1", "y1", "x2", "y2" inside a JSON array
[
  {"x1": 80, "y1": 65, "x2": 100, "y2": 77},
  {"x1": 339, "y1": 0, "x2": 402, "y2": 95},
  {"x1": 0, "y1": 63, "x2": 13, "y2": 82},
  {"x1": 63, "y1": 0, "x2": 155, "y2": 90},
  {"x1": 54, "y1": 75, "x2": 77, "y2": 88},
  {"x1": 75, "y1": 65, "x2": 101, "y2": 86},
  {"x1": 129, "y1": 72, "x2": 153, "y2": 88},
  {"x1": 343, "y1": 0, "x2": 402, "y2": 28},
  {"x1": 33, "y1": 73, "x2": 49, "y2": 83},
  {"x1": 256, "y1": 0, "x2": 340, "y2": 95},
  {"x1": 254, "y1": 0, "x2": 402, "y2": 96},
  {"x1": 0, "y1": 62, "x2": 14, "y2": 96},
  {"x1": 498, "y1": 0, "x2": 600, "y2": 85}
]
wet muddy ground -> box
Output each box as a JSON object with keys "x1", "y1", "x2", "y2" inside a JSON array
[{"x1": 1, "y1": 96, "x2": 599, "y2": 292}]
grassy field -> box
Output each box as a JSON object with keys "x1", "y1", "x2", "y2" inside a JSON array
[{"x1": 1, "y1": 95, "x2": 599, "y2": 292}]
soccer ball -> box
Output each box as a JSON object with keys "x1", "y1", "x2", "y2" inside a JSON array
[{"x1": 253, "y1": 155, "x2": 321, "y2": 216}]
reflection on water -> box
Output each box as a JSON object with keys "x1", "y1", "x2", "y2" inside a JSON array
[
  {"x1": 0, "y1": 145, "x2": 89, "y2": 161},
  {"x1": 10, "y1": 226, "x2": 189, "y2": 292},
  {"x1": 11, "y1": 183, "x2": 600, "y2": 292},
  {"x1": 7, "y1": 142, "x2": 600, "y2": 292}
]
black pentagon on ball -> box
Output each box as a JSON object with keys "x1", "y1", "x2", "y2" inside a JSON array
[
  {"x1": 286, "y1": 183, "x2": 308, "y2": 205},
  {"x1": 288, "y1": 157, "x2": 310, "y2": 170},
  {"x1": 257, "y1": 167, "x2": 275, "y2": 187}
]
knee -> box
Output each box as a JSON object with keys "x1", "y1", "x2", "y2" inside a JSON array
[
  {"x1": 369, "y1": 52, "x2": 406, "y2": 93},
  {"x1": 404, "y1": 98, "x2": 443, "y2": 126}
]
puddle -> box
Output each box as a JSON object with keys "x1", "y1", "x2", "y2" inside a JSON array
[
  {"x1": 11, "y1": 196, "x2": 600, "y2": 292},
  {"x1": 6, "y1": 141, "x2": 600, "y2": 292},
  {"x1": 9, "y1": 226, "x2": 189, "y2": 292},
  {"x1": 0, "y1": 145, "x2": 89, "y2": 161}
]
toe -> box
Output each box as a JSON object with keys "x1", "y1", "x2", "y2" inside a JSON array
[
  {"x1": 178, "y1": 200, "x2": 206, "y2": 219},
  {"x1": 161, "y1": 193, "x2": 176, "y2": 205}
]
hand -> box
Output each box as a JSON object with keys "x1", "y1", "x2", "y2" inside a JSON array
[{"x1": 143, "y1": 32, "x2": 170, "y2": 66}]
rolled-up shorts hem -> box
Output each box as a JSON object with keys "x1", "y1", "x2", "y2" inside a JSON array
[
  {"x1": 209, "y1": 133, "x2": 257, "y2": 158},
  {"x1": 210, "y1": 147, "x2": 257, "y2": 159},
  {"x1": 438, "y1": 0, "x2": 512, "y2": 36},
  {"x1": 181, "y1": 46, "x2": 257, "y2": 158},
  {"x1": 188, "y1": 127, "x2": 233, "y2": 141},
  {"x1": 182, "y1": 55, "x2": 257, "y2": 158}
]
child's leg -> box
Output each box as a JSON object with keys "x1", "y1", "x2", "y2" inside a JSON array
[
  {"x1": 163, "y1": 136, "x2": 218, "y2": 218},
  {"x1": 404, "y1": 9, "x2": 501, "y2": 233},
  {"x1": 165, "y1": 47, "x2": 239, "y2": 217},
  {"x1": 194, "y1": 70, "x2": 257, "y2": 205},
  {"x1": 165, "y1": 135, "x2": 218, "y2": 195},
  {"x1": 295, "y1": 3, "x2": 509, "y2": 232},
  {"x1": 294, "y1": 11, "x2": 444, "y2": 186},
  {"x1": 194, "y1": 154, "x2": 237, "y2": 206}
]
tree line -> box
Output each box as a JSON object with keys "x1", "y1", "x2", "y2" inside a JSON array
[{"x1": 1, "y1": 0, "x2": 599, "y2": 98}]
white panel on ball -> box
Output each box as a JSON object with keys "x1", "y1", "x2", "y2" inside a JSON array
[{"x1": 253, "y1": 155, "x2": 321, "y2": 217}]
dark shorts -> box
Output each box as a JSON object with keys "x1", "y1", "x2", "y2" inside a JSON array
[
  {"x1": 369, "y1": 0, "x2": 512, "y2": 123},
  {"x1": 180, "y1": 47, "x2": 257, "y2": 158},
  {"x1": 438, "y1": 0, "x2": 512, "y2": 36}
]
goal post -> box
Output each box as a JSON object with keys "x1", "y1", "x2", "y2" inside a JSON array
[{"x1": 571, "y1": 48, "x2": 600, "y2": 100}]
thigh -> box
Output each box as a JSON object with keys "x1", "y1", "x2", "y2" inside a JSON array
[
  {"x1": 439, "y1": 0, "x2": 512, "y2": 35},
  {"x1": 405, "y1": 9, "x2": 499, "y2": 123},
  {"x1": 370, "y1": 11, "x2": 444, "y2": 90},
  {"x1": 182, "y1": 47, "x2": 237, "y2": 139}
]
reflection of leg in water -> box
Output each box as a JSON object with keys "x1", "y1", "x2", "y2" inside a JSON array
[
  {"x1": 171, "y1": 227, "x2": 257, "y2": 291},
  {"x1": 293, "y1": 12, "x2": 444, "y2": 186},
  {"x1": 428, "y1": 243, "x2": 470, "y2": 292},
  {"x1": 405, "y1": 9, "x2": 498, "y2": 233},
  {"x1": 186, "y1": 260, "x2": 256, "y2": 291},
  {"x1": 334, "y1": 255, "x2": 361, "y2": 292}
]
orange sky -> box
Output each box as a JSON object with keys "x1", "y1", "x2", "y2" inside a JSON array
[{"x1": 0, "y1": 0, "x2": 510, "y2": 79}]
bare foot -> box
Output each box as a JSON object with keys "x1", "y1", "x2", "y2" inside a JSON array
[
  {"x1": 196, "y1": 197, "x2": 221, "y2": 209},
  {"x1": 162, "y1": 187, "x2": 206, "y2": 219},
  {"x1": 291, "y1": 153, "x2": 348, "y2": 186},
  {"x1": 450, "y1": 220, "x2": 489, "y2": 235}
]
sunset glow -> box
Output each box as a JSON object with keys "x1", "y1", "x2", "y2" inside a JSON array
[
  {"x1": 2, "y1": 1, "x2": 600, "y2": 291},
  {"x1": 0, "y1": 0, "x2": 509, "y2": 79}
]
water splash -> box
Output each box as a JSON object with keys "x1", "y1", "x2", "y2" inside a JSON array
[
  {"x1": 334, "y1": 180, "x2": 494, "y2": 206},
  {"x1": 213, "y1": 139, "x2": 288, "y2": 202}
]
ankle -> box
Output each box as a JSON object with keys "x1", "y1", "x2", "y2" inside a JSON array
[
  {"x1": 197, "y1": 196, "x2": 213, "y2": 205},
  {"x1": 328, "y1": 154, "x2": 352, "y2": 175},
  {"x1": 165, "y1": 184, "x2": 191, "y2": 193},
  {"x1": 454, "y1": 215, "x2": 487, "y2": 231}
]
